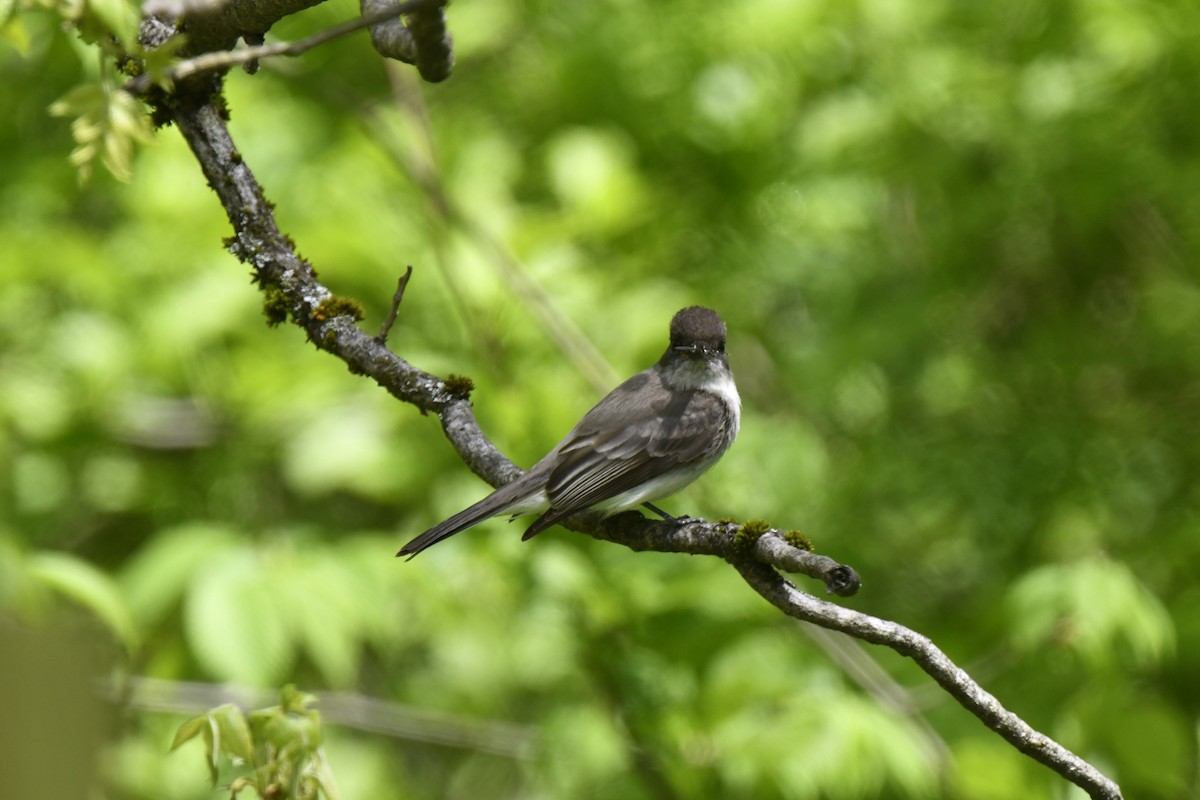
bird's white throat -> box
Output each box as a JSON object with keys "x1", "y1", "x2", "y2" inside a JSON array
[{"x1": 664, "y1": 357, "x2": 741, "y2": 437}]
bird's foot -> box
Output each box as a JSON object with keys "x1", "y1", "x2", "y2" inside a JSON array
[
  {"x1": 642, "y1": 502, "x2": 675, "y2": 521},
  {"x1": 642, "y1": 502, "x2": 700, "y2": 525}
]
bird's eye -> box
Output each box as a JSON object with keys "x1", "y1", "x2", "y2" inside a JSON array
[{"x1": 717, "y1": 339, "x2": 725, "y2": 352}]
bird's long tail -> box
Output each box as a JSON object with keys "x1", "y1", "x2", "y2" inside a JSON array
[{"x1": 397, "y1": 478, "x2": 541, "y2": 559}]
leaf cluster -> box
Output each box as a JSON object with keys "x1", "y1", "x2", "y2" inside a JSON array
[{"x1": 172, "y1": 686, "x2": 337, "y2": 800}]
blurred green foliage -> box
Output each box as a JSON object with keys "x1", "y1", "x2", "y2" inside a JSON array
[{"x1": 2, "y1": 0, "x2": 1199, "y2": 797}]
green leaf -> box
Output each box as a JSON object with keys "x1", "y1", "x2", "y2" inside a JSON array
[
  {"x1": 48, "y1": 82, "x2": 105, "y2": 121},
  {"x1": 101, "y1": 88, "x2": 153, "y2": 179},
  {"x1": 202, "y1": 714, "x2": 218, "y2": 785},
  {"x1": 184, "y1": 548, "x2": 293, "y2": 685},
  {"x1": 49, "y1": 78, "x2": 153, "y2": 183},
  {"x1": 27, "y1": 550, "x2": 138, "y2": 652},
  {"x1": 279, "y1": 684, "x2": 318, "y2": 715},
  {"x1": 170, "y1": 714, "x2": 208, "y2": 751},
  {"x1": 310, "y1": 748, "x2": 343, "y2": 800},
  {"x1": 250, "y1": 705, "x2": 322, "y2": 754},
  {"x1": 174, "y1": 712, "x2": 222, "y2": 785},
  {"x1": 209, "y1": 704, "x2": 255, "y2": 764},
  {"x1": 172, "y1": 707, "x2": 255, "y2": 786}
]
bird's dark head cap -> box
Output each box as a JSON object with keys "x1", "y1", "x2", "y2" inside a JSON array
[{"x1": 669, "y1": 306, "x2": 727, "y2": 355}]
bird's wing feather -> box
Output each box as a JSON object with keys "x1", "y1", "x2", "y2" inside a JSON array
[{"x1": 544, "y1": 379, "x2": 731, "y2": 512}]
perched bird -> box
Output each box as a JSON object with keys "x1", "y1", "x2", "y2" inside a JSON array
[{"x1": 399, "y1": 305, "x2": 740, "y2": 558}]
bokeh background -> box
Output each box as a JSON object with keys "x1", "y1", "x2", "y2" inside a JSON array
[{"x1": 2, "y1": 0, "x2": 1198, "y2": 797}]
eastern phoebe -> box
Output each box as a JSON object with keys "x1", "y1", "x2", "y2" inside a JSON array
[{"x1": 398, "y1": 305, "x2": 740, "y2": 558}]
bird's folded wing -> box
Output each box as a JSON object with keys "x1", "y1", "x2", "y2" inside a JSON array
[{"x1": 544, "y1": 388, "x2": 731, "y2": 513}]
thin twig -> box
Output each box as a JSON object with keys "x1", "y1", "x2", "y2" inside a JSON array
[
  {"x1": 377, "y1": 265, "x2": 414, "y2": 343},
  {"x1": 126, "y1": 0, "x2": 431, "y2": 95}
]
